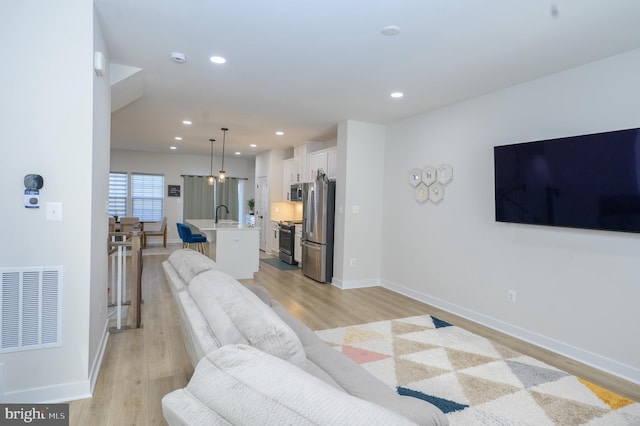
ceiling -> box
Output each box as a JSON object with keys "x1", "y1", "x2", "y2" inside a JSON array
[{"x1": 95, "y1": 1, "x2": 640, "y2": 158}]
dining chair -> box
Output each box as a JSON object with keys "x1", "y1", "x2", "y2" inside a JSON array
[
  {"x1": 143, "y1": 217, "x2": 167, "y2": 248},
  {"x1": 120, "y1": 217, "x2": 140, "y2": 234}
]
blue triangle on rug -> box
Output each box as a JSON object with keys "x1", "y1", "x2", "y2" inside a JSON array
[
  {"x1": 431, "y1": 316, "x2": 453, "y2": 329},
  {"x1": 397, "y1": 386, "x2": 468, "y2": 414}
]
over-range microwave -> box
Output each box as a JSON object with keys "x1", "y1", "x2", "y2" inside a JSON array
[{"x1": 290, "y1": 184, "x2": 303, "y2": 201}]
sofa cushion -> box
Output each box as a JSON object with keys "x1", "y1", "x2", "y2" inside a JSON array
[
  {"x1": 162, "y1": 344, "x2": 417, "y2": 426},
  {"x1": 188, "y1": 270, "x2": 306, "y2": 367},
  {"x1": 167, "y1": 249, "x2": 216, "y2": 289}
]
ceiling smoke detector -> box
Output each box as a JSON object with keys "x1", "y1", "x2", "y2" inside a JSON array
[
  {"x1": 381, "y1": 25, "x2": 400, "y2": 36},
  {"x1": 170, "y1": 52, "x2": 186, "y2": 64}
]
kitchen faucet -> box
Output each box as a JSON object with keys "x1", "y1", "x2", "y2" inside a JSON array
[{"x1": 215, "y1": 204, "x2": 229, "y2": 223}]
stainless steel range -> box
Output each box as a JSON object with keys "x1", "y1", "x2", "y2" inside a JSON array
[{"x1": 278, "y1": 221, "x2": 301, "y2": 265}]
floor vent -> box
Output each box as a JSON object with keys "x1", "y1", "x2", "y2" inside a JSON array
[{"x1": 0, "y1": 266, "x2": 63, "y2": 353}]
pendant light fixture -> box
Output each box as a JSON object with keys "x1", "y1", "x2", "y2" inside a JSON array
[
  {"x1": 207, "y1": 138, "x2": 215, "y2": 185},
  {"x1": 219, "y1": 127, "x2": 228, "y2": 183}
]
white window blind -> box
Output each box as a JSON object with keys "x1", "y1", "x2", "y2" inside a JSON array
[
  {"x1": 108, "y1": 172, "x2": 128, "y2": 217},
  {"x1": 131, "y1": 173, "x2": 164, "y2": 221}
]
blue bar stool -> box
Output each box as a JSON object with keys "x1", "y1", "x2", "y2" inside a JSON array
[{"x1": 176, "y1": 223, "x2": 207, "y2": 254}]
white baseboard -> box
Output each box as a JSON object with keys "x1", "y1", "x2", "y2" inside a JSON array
[
  {"x1": 89, "y1": 319, "x2": 110, "y2": 394},
  {"x1": 1, "y1": 380, "x2": 91, "y2": 404},
  {"x1": 381, "y1": 278, "x2": 640, "y2": 386},
  {"x1": 0, "y1": 320, "x2": 109, "y2": 403},
  {"x1": 332, "y1": 277, "x2": 380, "y2": 289}
]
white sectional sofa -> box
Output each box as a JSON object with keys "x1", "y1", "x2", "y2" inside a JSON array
[{"x1": 161, "y1": 249, "x2": 448, "y2": 425}]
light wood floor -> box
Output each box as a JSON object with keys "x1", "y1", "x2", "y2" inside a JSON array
[{"x1": 69, "y1": 248, "x2": 640, "y2": 425}]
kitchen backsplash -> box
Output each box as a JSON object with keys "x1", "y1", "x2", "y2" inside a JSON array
[{"x1": 270, "y1": 201, "x2": 303, "y2": 222}]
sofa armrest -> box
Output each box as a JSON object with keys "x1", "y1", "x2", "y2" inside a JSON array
[
  {"x1": 246, "y1": 285, "x2": 272, "y2": 306},
  {"x1": 162, "y1": 345, "x2": 418, "y2": 426}
]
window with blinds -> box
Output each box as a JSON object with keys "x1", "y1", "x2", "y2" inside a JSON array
[
  {"x1": 131, "y1": 173, "x2": 164, "y2": 221},
  {"x1": 108, "y1": 172, "x2": 128, "y2": 217}
]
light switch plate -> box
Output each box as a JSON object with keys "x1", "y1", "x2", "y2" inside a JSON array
[{"x1": 46, "y1": 202, "x2": 63, "y2": 221}]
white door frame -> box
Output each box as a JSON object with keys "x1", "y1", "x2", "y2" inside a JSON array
[{"x1": 256, "y1": 176, "x2": 268, "y2": 251}]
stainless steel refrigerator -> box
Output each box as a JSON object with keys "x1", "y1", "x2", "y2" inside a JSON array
[{"x1": 301, "y1": 179, "x2": 336, "y2": 283}]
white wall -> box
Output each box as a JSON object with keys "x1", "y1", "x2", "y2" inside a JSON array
[
  {"x1": 89, "y1": 6, "x2": 112, "y2": 395},
  {"x1": 381, "y1": 49, "x2": 640, "y2": 384},
  {"x1": 333, "y1": 121, "x2": 386, "y2": 288},
  {"x1": 110, "y1": 150, "x2": 255, "y2": 242},
  {"x1": 0, "y1": 0, "x2": 103, "y2": 402}
]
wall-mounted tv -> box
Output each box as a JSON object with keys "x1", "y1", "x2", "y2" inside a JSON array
[{"x1": 494, "y1": 127, "x2": 640, "y2": 234}]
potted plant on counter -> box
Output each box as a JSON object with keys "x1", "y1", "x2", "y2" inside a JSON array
[{"x1": 247, "y1": 198, "x2": 255, "y2": 215}]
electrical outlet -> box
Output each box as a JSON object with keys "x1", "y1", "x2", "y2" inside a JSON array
[
  {"x1": 508, "y1": 290, "x2": 517, "y2": 303},
  {"x1": 349, "y1": 258, "x2": 356, "y2": 267}
]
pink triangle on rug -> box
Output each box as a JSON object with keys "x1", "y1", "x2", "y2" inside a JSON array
[{"x1": 342, "y1": 345, "x2": 392, "y2": 364}]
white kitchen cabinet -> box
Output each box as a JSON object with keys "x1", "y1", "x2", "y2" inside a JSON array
[
  {"x1": 327, "y1": 148, "x2": 337, "y2": 179},
  {"x1": 283, "y1": 158, "x2": 294, "y2": 200},
  {"x1": 308, "y1": 147, "x2": 337, "y2": 181},
  {"x1": 270, "y1": 221, "x2": 280, "y2": 255},
  {"x1": 293, "y1": 141, "x2": 323, "y2": 183},
  {"x1": 294, "y1": 225, "x2": 302, "y2": 265},
  {"x1": 308, "y1": 150, "x2": 328, "y2": 182}
]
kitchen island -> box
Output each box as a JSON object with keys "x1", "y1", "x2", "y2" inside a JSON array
[{"x1": 185, "y1": 219, "x2": 260, "y2": 279}]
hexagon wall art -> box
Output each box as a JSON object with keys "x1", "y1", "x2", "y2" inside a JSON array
[
  {"x1": 437, "y1": 164, "x2": 453, "y2": 185},
  {"x1": 429, "y1": 182, "x2": 444, "y2": 203},
  {"x1": 409, "y1": 163, "x2": 453, "y2": 204},
  {"x1": 422, "y1": 166, "x2": 437, "y2": 186},
  {"x1": 415, "y1": 183, "x2": 429, "y2": 203},
  {"x1": 409, "y1": 168, "x2": 422, "y2": 187}
]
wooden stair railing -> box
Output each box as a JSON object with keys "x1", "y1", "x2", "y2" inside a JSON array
[{"x1": 108, "y1": 230, "x2": 143, "y2": 332}]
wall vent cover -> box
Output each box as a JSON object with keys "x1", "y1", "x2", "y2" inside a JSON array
[{"x1": 0, "y1": 266, "x2": 62, "y2": 353}]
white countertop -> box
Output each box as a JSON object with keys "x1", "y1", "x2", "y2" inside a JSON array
[{"x1": 186, "y1": 219, "x2": 260, "y2": 231}]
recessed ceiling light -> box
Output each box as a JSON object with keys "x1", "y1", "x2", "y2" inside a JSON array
[
  {"x1": 174, "y1": 136, "x2": 183, "y2": 141},
  {"x1": 170, "y1": 146, "x2": 177, "y2": 150},
  {"x1": 170, "y1": 52, "x2": 186, "y2": 63},
  {"x1": 381, "y1": 25, "x2": 400, "y2": 36},
  {"x1": 182, "y1": 120, "x2": 192, "y2": 125},
  {"x1": 275, "y1": 131, "x2": 284, "y2": 136},
  {"x1": 235, "y1": 152, "x2": 241, "y2": 155},
  {"x1": 250, "y1": 144, "x2": 257, "y2": 148},
  {"x1": 209, "y1": 56, "x2": 226, "y2": 64},
  {"x1": 391, "y1": 92, "x2": 404, "y2": 98}
]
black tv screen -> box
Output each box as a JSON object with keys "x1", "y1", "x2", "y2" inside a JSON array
[{"x1": 494, "y1": 127, "x2": 640, "y2": 233}]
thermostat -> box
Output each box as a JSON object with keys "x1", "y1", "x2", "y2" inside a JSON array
[{"x1": 24, "y1": 174, "x2": 43, "y2": 208}]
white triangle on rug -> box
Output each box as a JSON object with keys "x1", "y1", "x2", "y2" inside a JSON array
[
  {"x1": 447, "y1": 405, "x2": 533, "y2": 426},
  {"x1": 610, "y1": 402, "x2": 640, "y2": 424},
  {"x1": 400, "y1": 328, "x2": 446, "y2": 347},
  {"x1": 394, "y1": 315, "x2": 437, "y2": 329},
  {"x1": 347, "y1": 336, "x2": 394, "y2": 356},
  {"x1": 458, "y1": 360, "x2": 525, "y2": 388},
  {"x1": 361, "y1": 357, "x2": 398, "y2": 388},
  {"x1": 531, "y1": 375, "x2": 614, "y2": 410},
  {"x1": 400, "y1": 347, "x2": 453, "y2": 371},
  {"x1": 314, "y1": 327, "x2": 346, "y2": 345},
  {"x1": 436, "y1": 327, "x2": 504, "y2": 358},
  {"x1": 585, "y1": 408, "x2": 640, "y2": 426},
  {"x1": 472, "y1": 389, "x2": 553, "y2": 425},
  {"x1": 351, "y1": 319, "x2": 393, "y2": 335},
  {"x1": 407, "y1": 371, "x2": 471, "y2": 406}
]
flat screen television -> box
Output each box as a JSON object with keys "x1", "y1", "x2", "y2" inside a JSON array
[{"x1": 494, "y1": 127, "x2": 640, "y2": 233}]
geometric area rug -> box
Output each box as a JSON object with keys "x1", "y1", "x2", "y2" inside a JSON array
[{"x1": 316, "y1": 315, "x2": 640, "y2": 425}]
